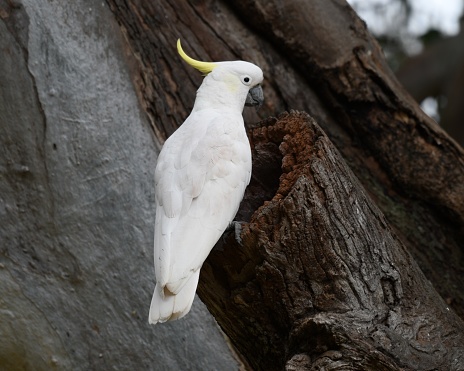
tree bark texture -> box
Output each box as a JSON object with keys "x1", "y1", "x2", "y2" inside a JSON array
[
  {"x1": 200, "y1": 111, "x2": 464, "y2": 370},
  {"x1": 1, "y1": 0, "x2": 464, "y2": 369},
  {"x1": 106, "y1": 0, "x2": 464, "y2": 318},
  {"x1": 105, "y1": 0, "x2": 464, "y2": 369},
  {"x1": 0, "y1": 1, "x2": 240, "y2": 370}
]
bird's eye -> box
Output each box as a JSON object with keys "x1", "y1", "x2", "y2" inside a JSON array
[{"x1": 242, "y1": 76, "x2": 252, "y2": 85}]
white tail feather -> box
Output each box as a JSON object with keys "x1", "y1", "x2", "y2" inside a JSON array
[{"x1": 148, "y1": 270, "x2": 200, "y2": 324}]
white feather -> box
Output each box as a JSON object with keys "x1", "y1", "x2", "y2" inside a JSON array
[
  {"x1": 149, "y1": 59, "x2": 263, "y2": 324},
  {"x1": 149, "y1": 270, "x2": 200, "y2": 323}
]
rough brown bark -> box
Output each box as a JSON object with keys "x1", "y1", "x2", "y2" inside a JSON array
[
  {"x1": 199, "y1": 111, "x2": 464, "y2": 370},
  {"x1": 99, "y1": 0, "x2": 464, "y2": 369}
]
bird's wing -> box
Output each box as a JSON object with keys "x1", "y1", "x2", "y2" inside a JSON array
[{"x1": 154, "y1": 111, "x2": 251, "y2": 293}]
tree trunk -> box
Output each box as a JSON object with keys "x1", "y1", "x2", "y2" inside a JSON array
[
  {"x1": 2, "y1": 0, "x2": 464, "y2": 369},
  {"x1": 0, "y1": 1, "x2": 240, "y2": 370},
  {"x1": 200, "y1": 111, "x2": 464, "y2": 370},
  {"x1": 106, "y1": 0, "x2": 464, "y2": 369}
]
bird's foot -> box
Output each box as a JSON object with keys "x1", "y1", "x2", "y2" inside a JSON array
[{"x1": 225, "y1": 221, "x2": 246, "y2": 245}]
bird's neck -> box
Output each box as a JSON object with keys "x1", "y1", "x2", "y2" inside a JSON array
[{"x1": 192, "y1": 77, "x2": 247, "y2": 113}]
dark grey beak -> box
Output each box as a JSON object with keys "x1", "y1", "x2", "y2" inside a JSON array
[{"x1": 245, "y1": 85, "x2": 264, "y2": 109}]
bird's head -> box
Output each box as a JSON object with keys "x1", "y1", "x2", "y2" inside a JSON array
[{"x1": 177, "y1": 39, "x2": 264, "y2": 111}]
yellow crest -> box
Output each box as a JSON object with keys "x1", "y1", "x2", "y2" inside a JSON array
[{"x1": 177, "y1": 39, "x2": 217, "y2": 75}]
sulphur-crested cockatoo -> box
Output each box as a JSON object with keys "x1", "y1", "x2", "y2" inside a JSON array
[{"x1": 148, "y1": 40, "x2": 264, "y2": 324}]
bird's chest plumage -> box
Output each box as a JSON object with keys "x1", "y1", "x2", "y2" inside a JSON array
[
  {"x1": 204, "y1": 121, "x2": 250, "y2": 177},
  {"x1": 183, "y1": 111, "x2": 250, "y2": 170},
  {"x1": 155, "y1": 110, "x2": 251, "y2": 211}
]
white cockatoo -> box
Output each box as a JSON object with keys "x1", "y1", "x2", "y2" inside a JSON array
[{"x1": 148, "y1": 40, "x2": 264, "y2": 324}]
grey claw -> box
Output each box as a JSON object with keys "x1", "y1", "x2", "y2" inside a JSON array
[{"x1": 226, "y1": 221, "x2": 245, "y2": 245}]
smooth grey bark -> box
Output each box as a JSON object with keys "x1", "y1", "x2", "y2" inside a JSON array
[{"x1": 0, "y1": 1, "x2": 237, "y2": 370}]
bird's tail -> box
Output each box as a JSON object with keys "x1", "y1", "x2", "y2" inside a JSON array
[{"x1": 148, "y1": 270, "x2": 200, "y2": 324}]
